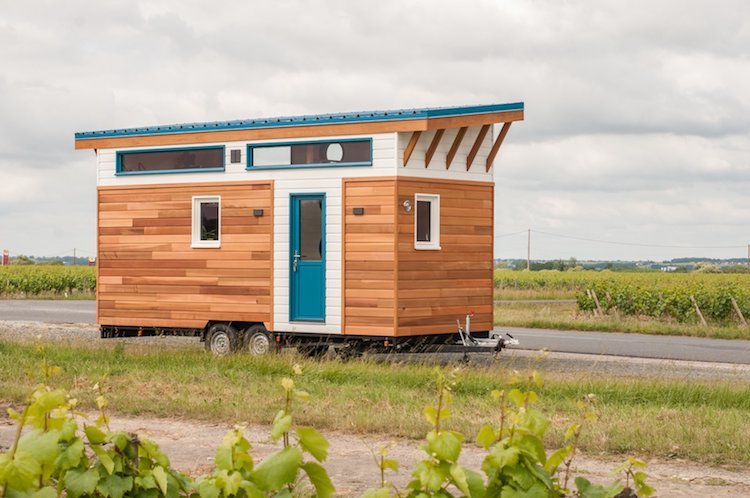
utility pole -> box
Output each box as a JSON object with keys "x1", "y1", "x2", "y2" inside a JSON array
[
  {"x1": 73, "y1": 248, "x2": 76, "y2": 266},
  {"x1": 747, "y1": 244, "x2": 749, "y2": 269},
  {"x1": 527, "y1": 229, "x2": 531, "y2": 271}
]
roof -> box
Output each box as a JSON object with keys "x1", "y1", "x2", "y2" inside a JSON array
[{"x1": 74, "y1": 102, "x2": 524, "y2": 140}]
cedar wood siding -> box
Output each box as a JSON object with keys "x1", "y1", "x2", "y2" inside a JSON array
[
  {"x1": 97, "y1": 181, "x2": 274, "y2": 329},
  {"x1": 342, "y1": 178, "x2": 397, "y2": 336},
  {"x1": 395, "y1": 178, "x2": 494, "y2": 336}
]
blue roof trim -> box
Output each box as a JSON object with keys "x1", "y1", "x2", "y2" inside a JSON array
[{"x1": 74, "y1": 102, "x2": 524, "y2": 140}]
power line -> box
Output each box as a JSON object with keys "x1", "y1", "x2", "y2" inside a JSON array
[{"x1": 494, "y1": 230, "x2": 528, "y2": 239}]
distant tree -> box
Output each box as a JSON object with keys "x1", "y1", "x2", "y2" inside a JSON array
[{"x1": 10, "y1": 255, "x2": 35, "y2": 265}]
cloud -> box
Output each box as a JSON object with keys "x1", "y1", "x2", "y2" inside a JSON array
[{"x1": 0, "y1": 0, "x2": 748, "y2": 261}]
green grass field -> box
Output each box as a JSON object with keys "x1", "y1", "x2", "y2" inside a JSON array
[{"x1": 1, "y1": 340, "x2": 748, "y2": 465}]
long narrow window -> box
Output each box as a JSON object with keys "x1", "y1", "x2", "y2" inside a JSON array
[
  {"x1": 117, "y1": 146, "x2": 225, "y2": 175},
  {"x1": 248, "y1": 139, "x2": 372, "y2": 169},
  {"x1": 414, "y1": 194, "x2": 440, "y2": 250},
  {"x1": 192, "y1": 196, "x2": 221, "y2": 248}
]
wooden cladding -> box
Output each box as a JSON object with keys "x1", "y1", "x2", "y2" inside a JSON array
[
  {"x1": 342, "y1": 178, "x2": 397, "y2": 336},
  {"x1": 396, "y1": 179, "x2": 494, "y2": 336},
  {"x1": 97, "y1": 181, "x2": 273, "y2": 329},
  {"x1": 342, "y1": 176, "x2": 494, "y2": 337}
]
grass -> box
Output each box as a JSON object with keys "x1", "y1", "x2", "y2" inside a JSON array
[
  {"x1": 1, "y1": 340, "x2": 748, "y2": 465},
  {"x1": 494, "y1": 301, "x2": 750, "y2": 340}
]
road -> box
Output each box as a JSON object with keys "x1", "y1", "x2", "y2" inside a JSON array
[{"x1": 1, "y1": 300, "x2": 748, "y2": 365}]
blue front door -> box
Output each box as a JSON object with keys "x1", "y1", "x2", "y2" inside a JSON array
[{"x1": 290, "y1": 194, "x2": 326, "y2": 321}]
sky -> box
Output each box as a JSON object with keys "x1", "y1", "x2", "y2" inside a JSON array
[{"x1": 0, "y1": 0, "x2": 748, "y2": 262}]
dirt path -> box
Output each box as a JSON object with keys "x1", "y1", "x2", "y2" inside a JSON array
[{"x1": 1, "y1": 415, "x2": 748, "y2": 497}]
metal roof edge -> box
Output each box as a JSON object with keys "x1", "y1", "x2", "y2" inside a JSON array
[{"x1": 74, "y1": 102, "x2": 524, "y2": 140}]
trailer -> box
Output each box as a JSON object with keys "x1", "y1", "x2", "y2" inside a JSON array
[{"x1": 75, "y1": 102, "x2": 524, "y2": 357}]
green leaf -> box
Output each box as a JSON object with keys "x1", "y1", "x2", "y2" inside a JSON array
[
  {"x1": 464, "y1": 469, "x2": 487, "y2": 498},
  {"x1": 382, "y1": 458, "x2": 399, "y2": 472},
  {"x1": 426, "y1": 430, "x2": 463, "y2": 463},
  {"x1": 507, "y1": 389, "x2": 525, "y2": 407},
  {"x1": 482, "y1": 446, "x2": 520, "y2": 474},
  {"x1": 301, "y1": 461, "x2": 335, "y2": 498},
  {"x1": 140, "y1": 439, "x2": 170, "y2": 469},
  {"x1": 64, "y1": 468, "x2": 99, "y2": 498},
  {"x1": 2, "y1": 451, "x2": 41, "y2": 491},
  {"x1": 17, "y1": 429, "x2": 59, "y2": 467},
  {"x1": 84, "y1": 425, "x2": 107, "y2": 445},
  {"x1": 517, "y1": 434, "x2": 546, "y2": 464},
  {"x1": 297, "y1": 426, "x2": 329, "y2": 462},
  {"x1": 544, "y1": 446, "x2": 572, "y2": 473},
  {"x1": 97, "y1": 474, "x2": 133, "y2": 498},
  {"x1": 33, "y1": 486, "x2": 58, "y2": 498},
  {"x1": 252, "y1": 447, "x2": 302, "y2": 491},
  {"x1": 573, "y1": 477, "x2": 620, "y2": 498},
  {"x1": 197, "y1": 479, "x2": 221, "y2": 498},
  {"x1": 91, "y1": 445, "x2": 115, "y2": 475},
  {"x1": 423, "y1": 406, "x2": 437, "y2": 427},
  {"x1": 501, "y1": 482, "x2": 548, "y2": 498},
  {"x1": 152, "y1": 466, "x2": 168, "y2": 495},
  {"x1": 476, "y1": 424, "x2": 496, "y2": 450},
  {"x1": 214, "y1": 445, "x2": 233, "y2": 471},
  {"x1": 449, "y1": 464, "x2": 470, "y2": 496},
  {"x1": 270, "y1": 411, "x2": 292, "y2": 441},
  {"x1": 414, "y1": 460, "x2": 447, "y2": 492}
]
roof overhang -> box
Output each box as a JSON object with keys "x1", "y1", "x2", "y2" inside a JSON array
[{"x1": 74, "y1": 103, "x2": 524, "y2": 150}]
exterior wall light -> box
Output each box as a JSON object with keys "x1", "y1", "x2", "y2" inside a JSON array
[{"x1": 402, "y1": 199, "x2": 412, "y2": 212}]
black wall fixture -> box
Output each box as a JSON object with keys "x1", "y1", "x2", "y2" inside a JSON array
[
  {"x1": 253, "y1": 209, "x2": 264, "y2": 217},
  {"x1": 353, "y1": 207, "x2": 365, "y2": 215}
]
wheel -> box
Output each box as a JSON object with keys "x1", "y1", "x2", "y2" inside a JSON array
[
  {"x1": 245, "y1": 325, "x2": 273, "y2": 356},
  {"x1": 205, "y1": 323, "x2": 239, "y2": 356}
]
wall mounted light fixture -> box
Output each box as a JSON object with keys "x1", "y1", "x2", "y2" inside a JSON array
[{"x1": 402, "y1": 199, "x2": 412, "y2": 212}]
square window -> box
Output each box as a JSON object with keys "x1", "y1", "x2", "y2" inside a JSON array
[
  {"x1": 414, "y1": 194, "x2": 440, "y2": 250},
  {"x1": 192, "y1": 196, "x2": 221, "y2": 248}
]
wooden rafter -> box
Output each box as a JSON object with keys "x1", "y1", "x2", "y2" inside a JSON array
[
  {"x1": 466, "y1": 124, "x2": 490, "y2": 171},
  {"x1": 403, "y1": 131, "x2": 422, "y2": 167},
  {"x1": 446, "y1": 126, "x2": 467, "y2": 169},
  {"x1": 424, "y1": 129, "x2": 445, "y2": 168},
  {"x1": 485, "y1": 122, "x2": 512, "y2": 172}
]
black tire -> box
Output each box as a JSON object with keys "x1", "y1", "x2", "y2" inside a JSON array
[
  {"x1": 205, "y1": 323, "x2": 239, "y2": 356},
  {"x1": 245, "y1": 325, "x2": 273, "y2": 356}
]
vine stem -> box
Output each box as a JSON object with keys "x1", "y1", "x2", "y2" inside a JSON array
[{"x1": 1, "y1": 404, "x2": 30, "y2": 498}]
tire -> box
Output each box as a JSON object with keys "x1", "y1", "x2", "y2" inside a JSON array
[
  {"x1": 205, "y1": 323, "x2": 239, "y2": 356},
  {"x1": 245, "y1": 325, "x2": 273, "y2": 356}
]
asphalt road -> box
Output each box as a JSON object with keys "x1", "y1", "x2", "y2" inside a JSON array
[{"x1": 1, "y1": 300, "x2": 748, "y2": 365}]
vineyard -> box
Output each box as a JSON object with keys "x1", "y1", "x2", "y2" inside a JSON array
[
  {"x1": 494, "y1": 269, "x2": 750, "y2": 326},
  {"x1": 0, "y1": 265, "x2": 96, "y2": 296}
]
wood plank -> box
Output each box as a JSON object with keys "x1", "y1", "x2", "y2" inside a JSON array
[
  {"x1": 466, "y1": 124, "x2": 490, "y2": 171},
  {"x1": 403, "y1": 131, "x2": 422, "y2": 167},
  {"x1": 446, "y1": 126, "x2": 467, "y2": 169},
  {"x1": 486, "y1": 122, "x2": 512, "y2": 172},
  {"x1": 424, "y1": 129, "x2": 445, "y2": 168}
]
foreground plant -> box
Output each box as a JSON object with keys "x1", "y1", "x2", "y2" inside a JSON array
[
  {"x1": 1, "y1": 358, "x2": 651, "y2": 498},
  {"x1": 365, "y1": 368, "x2": 653, "y2": 498}
]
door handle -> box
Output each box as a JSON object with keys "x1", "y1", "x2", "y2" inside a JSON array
[{"x1": 293, "y1": 250, "x2": 300, "y2": 272}]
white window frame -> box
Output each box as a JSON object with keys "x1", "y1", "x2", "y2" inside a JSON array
[
  {"x1": 192, "y1": 195, "x2": 221, "y2": 248},
  {"x1": 414, "y1": 193, "x2": 441, "y2": 250}
]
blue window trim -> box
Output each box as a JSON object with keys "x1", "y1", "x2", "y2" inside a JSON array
[
  {"x1": 247, "y1": 138, "x2": 373, "y2": 171},
  {"x1": 115, "y1": 145, "x2": 226, "y2": 176},
  {"x1": 289, "y1": 193, "x2": 327, "y2": 322}
]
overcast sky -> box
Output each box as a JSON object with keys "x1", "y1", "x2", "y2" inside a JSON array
[{"x1": 1, "y1": 0, "x2": 748, "y2": 262}]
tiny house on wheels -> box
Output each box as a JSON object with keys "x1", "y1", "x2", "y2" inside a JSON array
[{"x1": 75, "y1": 103, "x2": 524, "y2": 357}]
